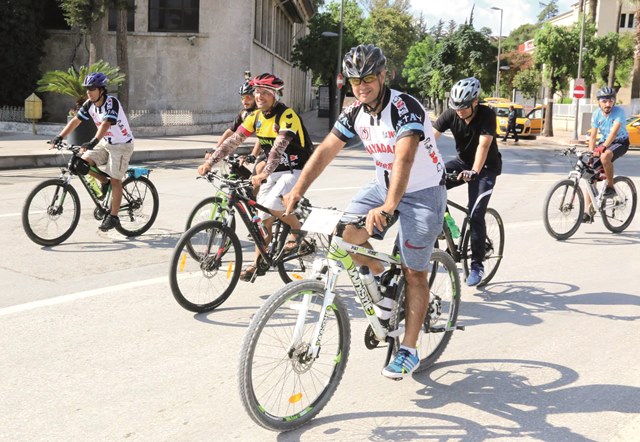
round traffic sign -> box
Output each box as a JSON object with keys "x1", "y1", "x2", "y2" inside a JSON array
[
  {"x1": 573, "y1": 84, "x2": 585, "y2": 99},
  {"x1": 337, "y1": 73, "x2": 344, "y2": 90}
]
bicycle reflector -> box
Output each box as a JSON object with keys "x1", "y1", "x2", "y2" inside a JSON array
[{"x1": 69, "y1": 156, "x2": 90, "y2": 175}]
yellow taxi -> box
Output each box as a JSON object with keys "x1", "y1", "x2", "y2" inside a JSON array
[
  {"x1": 587, "y1": 114, "x2": 640, "y2": 146},
  {"x1": 625, "y1": 115, "x2": 640, "y2": 145},
  {"x1": 526, "y1": 105, "x2": 544, "y2": 136},
  {"x1": 484, "y1": 101, "x2": 540, "y2": 138}
]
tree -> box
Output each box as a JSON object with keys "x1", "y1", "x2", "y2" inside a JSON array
[
  {"x1": 513, "y1": 68, "x2": 543, "y2": 102},
  {"x1": 538, "y1": 0, "x2": 559, "y2": 22},
  {"x1": 360, "y1": 0, "x2": 419, "y2": 90},
  {"x1": 0, "y1": 0, "x2": 47, "y2": 106},
  {"x1": 58, "y1": 0, "x2": 108, "y2": 65},
  {"x1": 36, "y1": 60, "x2": 125, "y2": 114},
  {"x1": 112, "y1": 0, "x2": 133, "y2": 109},
  {"x1": 630, "y1": 0, "x2": 640, "y2": 98},
  {"x1": 291, "y1": 0, "x2": 365, "y2": 120},
  {"x1": 534, "y1": 23, "x2": 574, "y2": 136},
  {"x1": 501, "y1": 23, "x2": 537, "y2": 53}
]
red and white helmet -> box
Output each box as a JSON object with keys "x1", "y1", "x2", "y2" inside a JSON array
[{"x1": 250, "y1": 73, "x2": 284, "y2": 93}]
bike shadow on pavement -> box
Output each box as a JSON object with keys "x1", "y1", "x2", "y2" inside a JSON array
[
  {"x1": 464, "y1": 280, "x2": 640, "y2": 325},
  {"x1": 38, "y1": 228, "x2": 182, "y2": 252},
  {"x1": 558, "y1": 230, "x2": 640, "y2": 245},
  {"x1": 411, "y1": 358, "x2": 640, "y2": 441},
  {"x1": 274, "y1": 409, "x2": 502, "y2": 441}
]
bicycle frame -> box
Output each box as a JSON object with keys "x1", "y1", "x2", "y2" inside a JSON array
[
  {"x1": 441, "y1": 199, "x2": 470, "y2": 263},
  {"x1": 292, "y1": 235, "x2": 402, "y2": 361},
  {"x1": 214, "y1": 178, "x2": 290, "y2": 268}
]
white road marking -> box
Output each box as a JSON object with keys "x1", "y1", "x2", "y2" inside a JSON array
[{"x1": 0, "y1": 276, "x2": 167, "y2": 317}]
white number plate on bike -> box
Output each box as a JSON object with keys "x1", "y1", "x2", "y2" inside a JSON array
[{"x1": 301, "y1": 208, "x2": 344, "y2": 235}]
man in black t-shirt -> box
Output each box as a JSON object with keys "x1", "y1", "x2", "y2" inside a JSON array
[{"x1": 433, "y1": 77, "x2": 502, "y2": 287}]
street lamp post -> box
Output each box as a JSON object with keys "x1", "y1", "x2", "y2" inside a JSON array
[
  {"x1": 573, "y1": 0, "x2": 586, "y2": 141},
  {"x1": 333, "y1": 0, "x2": 344, "y2": 127},
  {"x1": 491, "y1": 6, "x2": 503, "y2": 97}
]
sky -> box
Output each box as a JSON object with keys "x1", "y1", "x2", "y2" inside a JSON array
[{"x1": 410, "y1": 0, "x2": 576, "y2": 37}]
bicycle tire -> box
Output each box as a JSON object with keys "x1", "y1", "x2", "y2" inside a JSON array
[
  {"x1": 390, "y1": 249, "x2": 461, "y2": 373},
  {"x1": 543, "y1": 179, "x2": 584, "y2": 240},
  {"x1": 184, "y1": 195, "x2": 236, "y2": 232},
  {"x1": 115, "y1": 176, "x2": 159, "y2": 237},
  {"x1": 600, "y1": 176, "x2": 637, "y2": 233},
  {"x1": 22, "y1": 179, "x2": 81, "y2": 246},
  {"x1": 169, "y1": 220, "x2": 242, "y2": 313},
  {"x1": 238, "y1": 280, "x2": 350, "y2": 431},
  {"x1": 461, "y1": 207, "x2": 505, "y2": 286}
]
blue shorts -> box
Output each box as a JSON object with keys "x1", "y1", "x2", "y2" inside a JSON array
[{"x1": 346, "y1": 181, "x2": 447, "y2": 271}]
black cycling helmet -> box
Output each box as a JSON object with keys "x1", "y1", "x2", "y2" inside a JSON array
[
  {"x1": 83, "y1": 72, "x2": 108, "y2": 88},
  {"x1": 596, "y1": 86, "x2": 616, "y2": 100},
  {"x1": 342, "y1": 44, "x2": 387, "y2": 78},
  {"x1": 449, "y1": 77, "x2": 481, "y2": 110},
  {"x1": 239, "y1": 80, "x2": 254, "y2": 96}
]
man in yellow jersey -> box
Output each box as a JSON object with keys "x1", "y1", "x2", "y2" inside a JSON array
[{"x1": 198, "y1": 73, "x2": 314, "y2": 281}]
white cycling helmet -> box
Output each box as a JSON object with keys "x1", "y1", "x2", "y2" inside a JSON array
[{"x1": 449, "y1": 77, "x2": 481, "y2": 110}]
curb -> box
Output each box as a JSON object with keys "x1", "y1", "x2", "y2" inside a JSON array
[{"x1": 0, "y1": 144, "x2": 254, "y2": 170}]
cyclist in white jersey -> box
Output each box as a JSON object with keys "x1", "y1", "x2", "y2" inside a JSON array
[
  {"x1": 284, "y1": 44, "x2": 447, "y2": 380},
  {"x1": 51, "y1": 72, "x2": 135, "y2": 231}
]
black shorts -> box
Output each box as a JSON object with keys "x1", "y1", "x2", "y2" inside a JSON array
[{"x1": 592, "y1": 139, "x2": 629, "y2": 169}]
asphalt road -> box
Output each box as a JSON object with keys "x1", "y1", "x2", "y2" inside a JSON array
[{"x1": 1, "y1": 136, "x2": 639, "y2": 441}]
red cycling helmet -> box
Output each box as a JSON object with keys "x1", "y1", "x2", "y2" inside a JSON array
[{"x1": 250, "y1": 73, "x2": 284, "y2": 92}]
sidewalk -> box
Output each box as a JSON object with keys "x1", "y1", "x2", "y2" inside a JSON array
[{"x1": 0, "y1": 110, "x2": 575, "y2": 170}]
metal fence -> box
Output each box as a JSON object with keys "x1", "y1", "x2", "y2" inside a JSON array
[
  {"x1": 128, "y1": 110, "x2": 228, "y2": 127},
  {"x1": 0, "y1": 106, "x2": 28, "y2": 122},
  {"x1": 0, "y1": 107, "x2": 228, "y2": 127}
]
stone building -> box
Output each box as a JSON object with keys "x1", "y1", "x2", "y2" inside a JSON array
[{"x1": 40, "y1": 0, "x2": 316, "y2": 134}]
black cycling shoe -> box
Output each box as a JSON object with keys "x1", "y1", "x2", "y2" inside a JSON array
[
  {"x1": 581, "y1": 213, "x2": 593, "y2": 224},
  {"x1": 99, "y1": 214, "x2": 120, "y2": 231},
  {"x1": 602, "y1": 186, "x2": 616, "y2": 198}
]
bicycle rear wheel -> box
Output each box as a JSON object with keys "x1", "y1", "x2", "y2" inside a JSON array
[
  {"x1": 462, "y1": 207, "x2": 505, "y2": 286},
  {"x1": 543, "y1": 179, "x2": 584, "y2": 240},
  {"x1": 600, "y1": 176, "x2": 637, "y2": 233},
  {"x1": 390, "y1": 250, "x2": 461, "y2": 373},
  {"x1": 116, "y1": 176, "x2": 159, "y2": 237},
  {"x1": 22, "y1": 179, "x2": 81, "y2": 246},
  {"x1": 239, "y1": 280, "x2": 350, "y2": 432},
  {"x1": 169, "y1": 220, "x2": 242, "y2": 312}
]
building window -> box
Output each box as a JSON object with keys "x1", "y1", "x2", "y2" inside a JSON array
[
  {"x1": 108, "y1": 0, "x2": 135, "y2": 32},
  {"x1": 274, "y1": 6, "x2": 292, "y2": 60},
  {"x1": 620, "y1": 13, "x2": 635, "y2": 29},
  {"x1": 255, "y1": 0, "x2": 293, "y2": 61},
  {"x1": 255, "y1": 0, "x2": 273, "y2": 48},
  {"x1": 149, "y1": 0, "x2": 199, "y2": 32}
]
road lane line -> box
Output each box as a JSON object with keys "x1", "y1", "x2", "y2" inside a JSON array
[{"x1": 0, "y1": 276, "x2": 167, "y2": 317}]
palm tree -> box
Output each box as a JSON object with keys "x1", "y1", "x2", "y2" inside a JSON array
[{"x1": 36, "y1": 60, "x2": 125, "y2": 114}]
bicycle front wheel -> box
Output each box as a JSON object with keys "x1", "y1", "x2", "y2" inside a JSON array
[
  {"x1": 600, "y1": 176, "x2": 637, "y2": 233},
  {"x1": 184, "y1": 196, "x2": 236, "y2": 232},
  {"x1": 22, "y1": 179, "x2": 81, "y2": 246},
  {"x1": 543, "y1": 179, "x2": 584, "y2": 240},
  {"x1": 462, "y1": 207, "x2": 505, "y2": 286},
  {"x1": 116, "y1": 176, "x2": 159, "y2": 237},
  {"x1": 239, "y1": 280, "x2": 351, "y2": 432},
  {"x1": 390, "y1": 249, "x2": 461, "y2": 373},
  {"x1": 169, "y1": 220, "x2": 242, "y2": 313}
]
